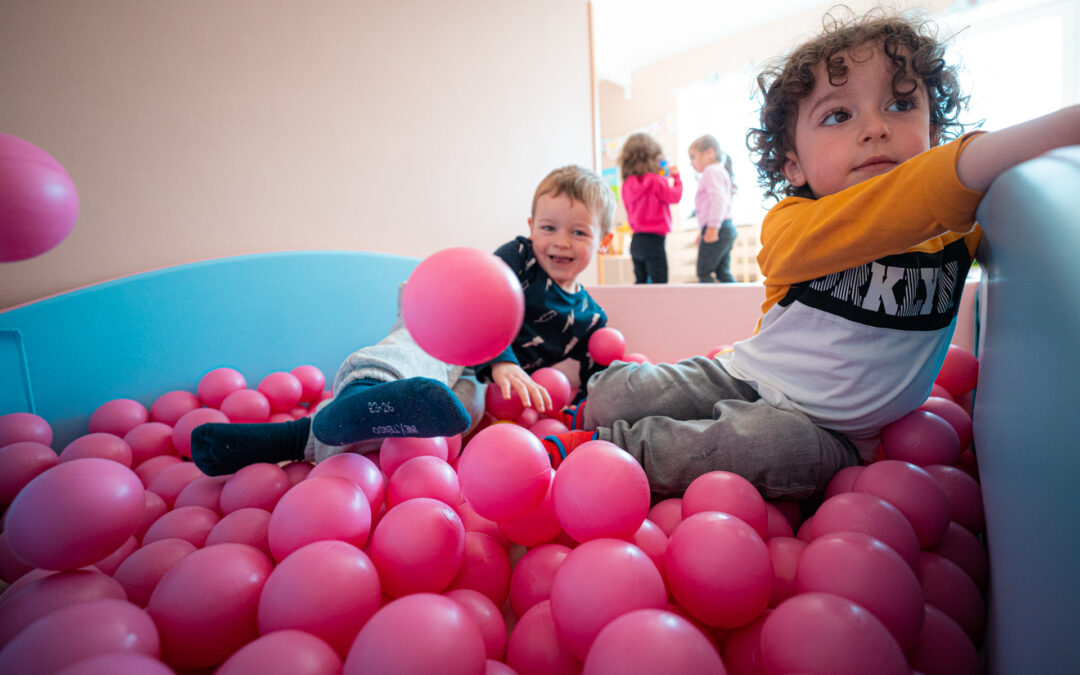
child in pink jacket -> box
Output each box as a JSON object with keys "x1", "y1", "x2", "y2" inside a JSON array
[{"x1": 619, "y1": 133, "x2": 683, "y2": 283}]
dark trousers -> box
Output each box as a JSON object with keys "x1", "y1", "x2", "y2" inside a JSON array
[
  {"x1": 630, "y1": 232, "x2": 668, "y2": 284},
  {"x1": 696, "y1": 220, "x2": 737, "y2": 283}
]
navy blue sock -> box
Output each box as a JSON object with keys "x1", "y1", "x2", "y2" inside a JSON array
[
  {"x1": 190, "y1": 417, "x2": 310, "y2": 476},
  {"x1": 311, "y1": 377, "x2": 470, "y2": 446}
]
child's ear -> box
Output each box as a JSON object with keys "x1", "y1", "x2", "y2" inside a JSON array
[
  {"x1": 781, "y1": 151, "x2": 807, "y2": 187},
  {"x1": 599, "y1": 232, "x2": 614, "y2": 253}
]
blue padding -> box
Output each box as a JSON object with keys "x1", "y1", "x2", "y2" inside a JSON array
[
  {"x1": 0, "y1": 250, "x2": 418, "y2": 448},
  {"x1": 973, "y1": 146, "x2": 1080, "y2": 674}
]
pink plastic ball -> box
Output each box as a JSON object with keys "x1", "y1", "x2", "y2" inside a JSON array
[
  {"x1": 258, "y1": 540, "x2": 381, "y2": 657},
  {"x1": 344, "y1": 593, "x2": 486, "y2": 675},
  {"x1": 924, "y1": 464, "x2": 985, "y2": 535},
  {"x1": 149, "y1": 390, "x2": 200, "y2": 426},
  {"x1": 92, "y1": 535, "x2": 138, "y2": 575},
  {"x1": 930, "y1": 382, "x2": 954, "y2": 401},
  {"x1": 485, "y1": 382, "x2": 526, "y2": 420},
  {"x1": 445, "y1": 587, "x2": 508, "y2": 661},
  {"x1": 123, "y1": 422, "x2": 177, "y2": 467},
  {"x1": 916, "y1": 551, "x2": 985, "y2": 643},
  {"x1": 171, "y1": 407, "x2": 228, "y2": 459},
  {"x1": 907, "y1": 604, "x2": 982, "y2": 675},
  {"x1": 446, "y1": 531, "x2": 512, "y2": 607},
  {"x1": 824, "y1": 464, "x2": 865, "y2": 499},
  {"x1": 682, "y1": 470, "x2": 768, "y2": 538},
  {"x1": 918, "y1": 396, "x2": 973, "y2": 449},
  {"x1": 281, "y1": 459, "x2": 314, "y2": 485},
  {"x1": 53, "y1": 652, "x2": 175, "y2": 675},
  {"x1": 113, "y1": 538, "x2": 198, "y2": 607},
  {"x1": 445, "y1": 433, "x2": 463, "y2": 463},
  {"x1": 197, "y1": 367, "x2": 247, "y2": 408},
  {"x1": 530, "y1": 367, "x2": 572, "y2": 412},
  {"x1": 935, "y1": 344, "x2": 978, "y2": 399},
  {"x1": 528, "y1": 416, "x2": 569, "y2": 438},
  {"x1": 256, "y1": 371, "x2": 303, "y2": 413},
  {"x1": 796, "y1": 531, "x2": 925, "y2": 650},
  {"x1": 220, "y1": 388, "x2": 271, "y2": 424},
  {"x1": 309, "y1": 451, "x2": 386, "y2": 509},
  {"x1": 549, "y1": 538, "x2": 667, "y2": 660},
  {"x1": 141, "y1": 505, "x2": 220, "y2": 547},
  {"x1": 134, "y1": 454, "x2": 181, "y2": 487},
  {"x1": 5, "y1": 458, "x2": 144, "y2": 571},
  {"x1": 456, "y1": 500, "x2": 512, "y2": 549},
  {"x1": 368, "y1": 496, "x2": 466, "y2": 597},
  {"x1": 386, "y1": 455, "x2": 461, "y2": 508},
  {"x1": 881, "y1": 409, "x2": 961, "y2": 467},
  {"x1": 216, "y1": 629, "x2": 341, "y2": 675},
  {"x1": 458, "y1": 423, "x2": 551, "y2": 522},
  {"x1": 722, "y1": 610, "x2": 770, "y2": 675},
  {"x1": 290, "y1": 365, "x2": 326, "y2": 404},
  {"x1": 665, "y1": 511, "x2": 772, "y2": 628},
  {"x1": 928, "y1": 521, "x2": 989, "y2": 593},
  {"x1": 147, "y1": 543, "x2": 273, "y2": 669},
  {"x1": 516, "y1": 407, "x2": 541, "y2": 428},
  {"x1": 146, "y1": 460, "x2": 204, "y2": 507},
  {"x1": 764, "y1": 501, "x2": 794, "y2": 539},
  {"x1": 60, "y1": 432, "x2": 132, "y2": 466},
  {"x1": 631, "y1": 518, "x2": 669, "y2": 575},
  {"x1": 205, "y1": 507, "x2": 273, "y2": 557},
  {"x1": 220, "y1": 462, "x2": 291, "y2": 514},
  {"x1": 88, "y1": 398, "x2": 148, "y2": 438},
  {"x1": 0, "y1": 531, "x2": 35, "y2": 584},
  {"x1": 498, "y1": 469, "x2": 562, "y2": 547},
  {"x1": 646, "y1": 497, "x2": 683, "y2": 536},
  {"x1": 509, "y1": 543, "x2": 571, "y2": 618},
  {"x1": 379, "y1": 435, "x2": 448, "y2": 477},
  {"x1": 401, "y1": 247, "x2": 525, "y2": 366},
  {"x1": 582, "y1": 608, "x2": 725, "y2": 675},
  {"x1": 174, "y1": 474, "x2": 227, "y2": 512},
  {"x1": 810, "y1": 490, "x2": 922, "y2": 569},
  {"x1": 587, "y1": 327, "x2": 626, "y2": 366},
  {"x1": 767, "y1": 536, "x2": 806, "y2": 608},
  {"x1": 0, "y1": 440, "x2": 59, "y2": 507},
  {"x1": 0, "y1": 569, "x2": 126, "y2": 649},
  {"x1": 0, "y1": 411, "x2": 53, "y2": 447},
  {"x1": 853, "y1": 460, "x2": 952, "y2": 548},
  {"x1": 623, "y1": 352, "x2": 650, "y2": 363},
  {"x1": 760, "y1": 592, "x2": 909, "y2": 675},
  {"x1": 506, "y1": 600, "x2": 581, "y2": 675},
  {"x1": 267, "y1": 475, "x2": 372, "y2": 562},
  {"x1": 0, "y1": 598, "x2": 159, "y2": 675},
  {"x1": 134, "y1": 490, "x2": 168, "y2": 542},
  {"x1": 552, "y1": 440, "x2": 650, "y2": 542},
  {"x1": 0, "y1": 133, "x2": 79, "y2": 262}
]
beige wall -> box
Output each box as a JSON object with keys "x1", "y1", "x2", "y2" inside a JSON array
[{"x1": 0, "y1": 0, "x2": 596, "y2": 308}]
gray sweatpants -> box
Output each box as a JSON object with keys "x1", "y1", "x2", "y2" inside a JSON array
[{"x1": 583, "y1": 356, "x2": 859, "y2": 500}]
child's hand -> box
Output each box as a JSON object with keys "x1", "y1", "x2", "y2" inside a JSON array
[
  {"x1": 667, "y1": 164, "x2": 680, "y2": 176},
  {"x1": 491, "y1": 362, "x2": 553, "y2": 413},
  {"x1": 703, "y1": 227, "x2": 719, "y2": 243}
]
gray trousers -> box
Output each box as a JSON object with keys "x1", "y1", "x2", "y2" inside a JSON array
[
  {"x1": 583, "y1": 356, "x2": 859, "y2": 499},
  {"x1": 696, "y1": 220, "x2": 737, "y2": 283}
]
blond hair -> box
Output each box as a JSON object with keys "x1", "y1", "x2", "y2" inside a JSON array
[{"x1": 531, "y1": 165, "x2": 616, "y2": 236}]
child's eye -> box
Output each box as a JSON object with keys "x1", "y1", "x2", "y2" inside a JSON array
[
  {"x1": 888, "y1": 98, "x2": 915, "y2": 112},
  {"x1": 822, "y1": 109, "x2": 850, "y2": 126}
]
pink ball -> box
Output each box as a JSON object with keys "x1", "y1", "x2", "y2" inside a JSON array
[
  {"x1": 205, "y1": 507, "x2": 273, "y2": 558},
  {"x1": 907, "y1": 604, "x2": 982, "y2": 675},
  {"x1": 767, "y1": 536, "x2": 806, "y2": 608},
  {"x1": 631, "y1": 518, "x2": 669, "y2": 577},
  {"x1": 386, "y1": 455, "x2": 461, "y2": 508},
  {"x1": 445, "y1": 433, "x2": 463, "y2": 463},
  {"x1": 5, "y1": 458, "x2": 144, "y2": 570},
  {"x1": 149, "y1": 390, "x2": 200, "y2": 426},
  {"x1": 722, "y1": 611, "x2": 770, "y2": 675},
  {"x1": 216, "y1": 629, "x2": 341, "y2": 675},
  {"x1": 0, "y1": 531, "x2": 35, "y2": 584},
  {"x1": 456, "y1": 500, "x2": 512, "y2": 549},
  {"x1": 531, "y1": 367, "x2": 572, "y2": 412},
  {"x1": 147, "y1": 543, "x2": 273, "y2": 669},
  {"x1": 379, "y1": 435, "x2": 448, "y2": 477},
  {"x1": 258, "y1": 540, "x2": 381, "y2": 657},
  {"x1": 141, "y1": 505, "x2": 220, "y2": 548},
  {"x1": 916, "y1": 551, "x2": 985, "y2": 643},
  {"x1": 760, "y1": 592, "x2": 909, "y2": 675},
  {"x1": 918, "y1": 396, "x2": 973, "y2": 449},
  {"x1": 92, "y1": 535, "x2": 138, "y2": 575},
  {"x1": 516, "y1": 407, "x2": 541, "y2": 428},
  {"x1": 123, "y1": 422, "x2": 177, "y2": 467},
  {"x1": 113, "y1": 538, "x2": 198, "y2": 608},
  {"x1": 810, "y1": 491, "x2": 922, "y2": 570},
  {"x1": 171, "y1": 407, "x2": 228, "y2": 459},
  {"x1": 220, "y1": 462, "x2": 291, "y2": 514},
  {"x1": 134, "y1": 454, "x2": 181, "y2": 488},
  {"x1": 935, "y1": 344, "x2": 978, "y2": 399},
  {"x1": 267, "y1": 476, "x2": 372, "y2": 562},
  {"x1": 445, "y1": 587, "x2": 508, "y2": 661},
  {"x1": 509, "y1": 543, "x2": 571, "y2": 618},
  {"x1": 928, "y1": 521, "x2": 989, "y2": 593},
  {"x1": 458, "y1": 423, "x2": 551, "y2": 522},
  {"x1": 824, "y1": 464, "x2": 865, "y2": 499},
  {"x1": 682, "y1": 470, "x2": 768, "y2": 538},
  {"x1": 290, "y1": 365, "x2": 326, "y2": 404},
  {"x1": 174, "y1": 474, "x2": 227, "y2": 512},
  {"x1": 0, "y1": 411, "x2": 53, "y2": 447},
  {"x1": 344, "y1": 593, "x2": 486, "y2": 675},
  {"x1": 646, "y1": 497, "x2": 683, "y2": 536},
  {"x1": 930, "y1": 382, "x2": 954, "y2": 401},
  {"x1": 197, "y1": 367, "x2": 247, "y2": 408},
  {"x1": 146, "y1": 460, "x2": 204, "y2": 508},
  {"x1": 528, "y1": 417, "x2": 569, "y2": 438},
  {"x1": 549, "y1": 538, "x2": 667, "y2": 660},
  {"x1": 0, "y1": 569, "x2": 126, "y2": 649},
  {"x1": 0, "y1": 133, "x2": 79, "y2": 262},
  {"x1": 88, "y1": 398, "x2": 148, "y2": 438},
  {"x1": 134, "y1": 490, "x2": 168, "y2": 542},
  {"x1": 401, "y1": 247, "x2": 525, "y2": 366},
  {"x1": 764, "y1": 501, "x2": 794, "y2": 538},
  {"x1": 796, "y1": 531, "x2": 925, "y2": 651},
  {"x1": 485, "y1": 382, "x2": 525, "y2": 420},
  {"x1": 309, "y1": 451, "x2": 386, "y2": 509},
  {"x1": 665, "y1": 511, "x2": 772, "y2": 628},
  {"x1": 587, "y1": 327, "x2": 626, "y2": 367},
  {"x1": 582, "y1": 608, "x2": 725, "y2": 675},
  {"x1": 0, "y1": 440, "x2": 59, "y2": 507},
  {"x1": 498, "y1": 469, "x2": 562, "y2": 547},
  {"x1": 506, "y1": 600, "x2": 581, "y2": 675},
  {"x1": 0, "y1": 598, "x2": 159, "y2": 675},
  {"x1": 220, "y1": 388, "x2": 271, "y2": 424},
  {"x1": 446, "y1": 531, "x2": 512, "y2": 607},
  {"x1": 53, "y1": 652, "x2": 175, "y2": 675},
  {"x1": 257, "y1": 371, "x2": 304, "y2": 413},
  {"x1": 281, "y1": 459, "x2": 314, "y2": 485},
  {"x1": 552, "y1": 440, "x2": 650, "y2": 542},
  {"x1": 623, "y1": 352, "x2": 650, "y2": 363},
  {"x1": 368, "y1": 496, "x2": 466, "y2": 597},
  {"x1": 60, "y1": 432, "x2": 132, "y2": 466},
  {"x1": 881, "y1": 409, "x2": 962, "y2": 467},
  {"x1": 924, "y1": 463, "x2": 985, "y2": 535},
  {"x1": 853, "y1": 459, "x2": 952, "y2": 548}
]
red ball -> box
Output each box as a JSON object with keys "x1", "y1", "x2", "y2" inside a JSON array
[
  {"x1": 880, "y1": 409, "x2": 962, "y2": 467},
  {"x1": 485, "y1": 382, "x2": 525, "y2": 420},
  {"x1": 0, "y1": 411, "x2": 53, "y2": 447},
  {"x1": 918, "y1": 396, "x2": 973, "y2": 449},
  {"x1": 216, "y1": 629, "x2": 341, "y2": 675},
  {"x1": 582, "y1": 608, "x2": 725, "y2": 675},
  {"x1": 853, "y1": 460, "x2": 951, "y2": 548},
  {"x1": 401, "y1": 247, "x2": 525, "y2": 366},
  {"x1": 88, "y1": 398, "x2": 148, "y2": 438},
  {"x1": 552, "y1": 440, "x2": 650, "y2": 542},
  {"x1": 368, "y1": 497, "x2": 466, "y2": 597},
  {"x1": 458, "y1": 424, "x2": 550, "y2": 522},
  {"x1": 267, "y1": 476, "x2": 371, "y2": 562},
  {"x1": 682, "y1": 470, "x2": 768, "y2": 538},
  {"x1": 587, "y1": 327, "x2": 626, "y2": 366},
  {"x1": 530, "y1": 367, "x2": 572, "y2": 412},
  {"x1": 0, "y1": 440, "x2": 59, "y2": 508},
  {"x1": 935, "y1": 344, "x2": 978, "y2": 399}
]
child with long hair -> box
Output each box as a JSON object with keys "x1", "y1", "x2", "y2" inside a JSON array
[{"x1": 618, "y1": 132, "x2": 683, "y2": 283}]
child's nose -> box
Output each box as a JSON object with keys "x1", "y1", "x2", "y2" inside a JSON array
[{"x1": 861, "y1": 111, "x2": 891, "y2": 142}]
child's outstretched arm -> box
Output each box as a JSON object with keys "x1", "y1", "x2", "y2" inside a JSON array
[
  {"x1": 491, "y1": 361, "x2": 553, "y2": 413},
  {"x1": 957, "y1": 105, "x2": 1080, "y2": 192}
]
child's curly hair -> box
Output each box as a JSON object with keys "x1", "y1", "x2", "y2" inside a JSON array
[
  {"x1": 747, "y1": 8, "x2": 970, "y2": 200},
  {"x1": 619, "y1": 132, "x2": 664, "y2": 180}
]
